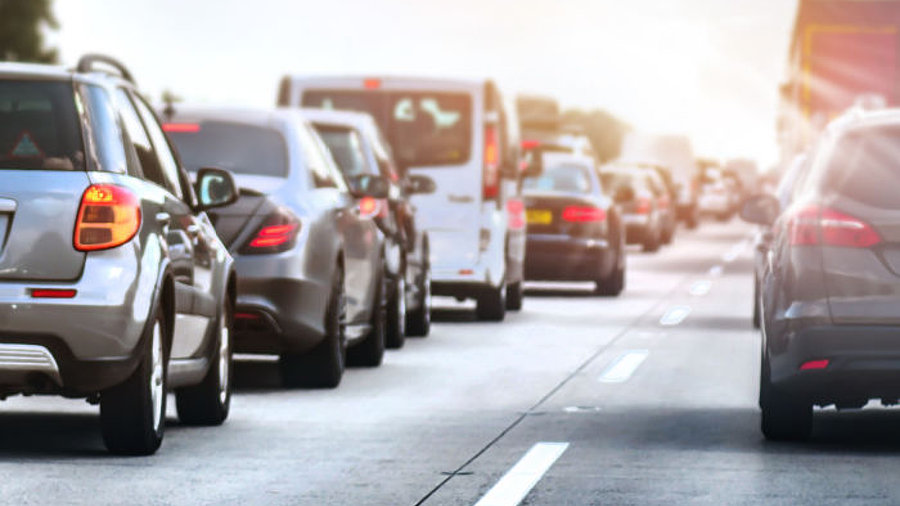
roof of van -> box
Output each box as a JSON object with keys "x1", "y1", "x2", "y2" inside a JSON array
[{"x1": 161, "y1": 104, "x2": 307, "y2": 130}]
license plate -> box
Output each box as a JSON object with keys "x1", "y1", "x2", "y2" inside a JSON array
[{"x1": 526, "y1": 209, "x2": 552, "y2": 225}]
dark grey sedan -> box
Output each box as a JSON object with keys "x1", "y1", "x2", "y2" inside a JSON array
[
  {"x1": 0, "y1": 56, "x2": 237, "y2": 455},
  {"x1": 164, "y1": 106, "x2": 390, "y2": 389},
  {"x1": 745, "y1": 110, "x2": 900, "y2": 440}
]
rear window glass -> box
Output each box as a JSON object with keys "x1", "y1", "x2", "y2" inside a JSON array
[
  {"x1": 600, "y1": 171, "x2": 635, "y2": 190},
  {"x1": 302, "y1": 90, "x2": 472, "y2": 168},
  {"x1": 822, "y1": 125, "x2": 900, "y2": 209},
  {"x1": 0, "y1": 80, "x2": 84, "y2": 170},
  {"x1": 165, "y1": 121, "x2": 288, "y2": 177},
  {"x1": 314, "y1": 124, "x2": 373, "y2": 178},
  {"x1": 524, "y1": 164, "x2": 592, "y2": 193}
]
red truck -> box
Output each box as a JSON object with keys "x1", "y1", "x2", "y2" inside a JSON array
[{"x1": 779, "y1": 0, "x2": 900, "y2": 164}]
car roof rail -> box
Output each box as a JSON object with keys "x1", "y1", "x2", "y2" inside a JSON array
[{"x1": 76, "y1": 54, "x2": 135, "y2": 84}]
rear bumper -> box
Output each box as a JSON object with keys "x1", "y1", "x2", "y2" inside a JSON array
[
  {"x1": 232, "y1": 253, "x2": 331, "y2": 354},
  {"x1": 524, "y1": 234, "x2": 610, "y2": 281},
  {"x1": 770, "y1": 325, "x2": 900, "y2": 404}
]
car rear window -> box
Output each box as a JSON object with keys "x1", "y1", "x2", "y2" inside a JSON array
[
  {"x1": 0, "y1": 80, "x2": 84, "y2": 171},
  {"x1": 524, "y1": 164, "x2": 592, "y2": 193},
  {"x1": 165, "y1": 121, "x2": 288, "y2": 177},
  {"x1": 313, "y1": 124, "x2": 373, "y2": 178},
  {"x1": 302, "y1": 90, "x2": 472, "y2": 168},
  {"x1": 822, "y1": 125, "x2": 900, "y2": 209}
]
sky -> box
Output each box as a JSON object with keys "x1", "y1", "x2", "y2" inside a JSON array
[{"x1": 50, "y1": 0, "x2": 798, "y2": 168}]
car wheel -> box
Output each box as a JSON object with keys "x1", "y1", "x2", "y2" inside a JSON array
[
  {"x1": 505, "y1": 281, "x2": 523, "y2": 311},
  {"x1": 596, "y1": 247, "x2": 626, "y2": 297},
  {"x1": 385, "y1": 272, "x2": 406, "y2": 350},
  {"x1": 406, "y1": 267, "x2": 431, "y2": 337},
  {"x1": 685, "y1": 206, "x2": 699, "y2": 229},
  {"x1": 175, "y1": 296, "x2": 232, "y2": 426},
  {"x1": 280, "y1": 264, "x2": 346, "y2": 388},
  {"x1": 760, "y1": 356, "x2": 812, "y2": 441},
  {"x1": 100, "y1": 305, "x2": 167, "y2": 455},
  {"x1": 347, "y1": 267, "x2": 386, "y2": 367},
  {"x1": 476, "y1": 283, "x2": 506, "y2": 322},
  {"x1": 642, "y1": 227, "x2": 661, "y2": 253}
]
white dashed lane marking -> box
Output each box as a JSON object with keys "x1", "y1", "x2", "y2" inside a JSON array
[
  {"x1": 598, "y1": 350, "x2": 650, "y2": 383},
  {"x1": 689, "y1": 280, "x2": 712, "y2": 296},
  {"x1": 473, "y1": 442, "x2": 570, "y2": 506},
  {"x1": 660, "y1": 305, "x2": 692, "y2": 326}
]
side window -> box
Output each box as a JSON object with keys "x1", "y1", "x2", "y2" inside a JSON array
[
  {"x1": 297, "y1": 123, "x2": 344, "y2": 189},
  {"x1": 130, "y1": 94, "x2": 184, "y2": 200},
  {"x1": 114, "y1": 89, "x2": 174, "y2": 193},
  {"x1": 80, "y1": 85, "x2": 129, "y2": 175}
]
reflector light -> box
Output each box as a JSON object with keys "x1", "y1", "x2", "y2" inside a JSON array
[
  {"x1": 459, "y1": 269, "x2": 474, "y2": 275},
  {"x1": 74, "y1": 184, "x2": 141, "y2": 252},
  {"x1": 562, "y1": 206, "x2": 606, "y2": 223},
  {"x1": 162, "y1": 123, "x2": 201, "y2": 133},
  {"x1": 800, "y1": 359, "x2": 829, "y2": 371},
  {"x1": 363, "y1": 78, "x2": 381, "y2": 89},
  {"x1": 521, "y1": 139, "x2": 541, "y2": 150},
  {"x1": 31, "y1": 289, "x2": 77, "y2": 299},
  {"x1": 234, "y1": 312, "x2": 261, "y2": 320}
]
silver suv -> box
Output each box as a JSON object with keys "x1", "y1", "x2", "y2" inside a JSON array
[{"x1": 0, "y1": 55, "x2": 238, "y2": 455}]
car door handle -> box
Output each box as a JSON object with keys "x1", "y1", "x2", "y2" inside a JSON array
[{"x1": 448, "y1": 194, "x2": 473, "y2": 203}]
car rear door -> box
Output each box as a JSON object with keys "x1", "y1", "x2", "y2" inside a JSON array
[{"x1": 0, "y1": 79, "x2": 89, "y2": 282}]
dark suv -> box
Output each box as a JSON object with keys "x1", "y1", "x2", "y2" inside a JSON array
[
  {"x1": 0, "y1": 56, "x2": 238, "y2": 455},
  {"x1": 745, "y1": 109, "x2": 900, "y2": 440}
]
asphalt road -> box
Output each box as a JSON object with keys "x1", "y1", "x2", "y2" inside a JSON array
[{"x1": 3, "y1": 219, "x2": 900, "y2": 505}]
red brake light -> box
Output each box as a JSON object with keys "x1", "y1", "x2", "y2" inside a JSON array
[
  {"x1": 242, "y1": 209, "x2": 300, "y2": 254},
  {"x1": 635, "y1": 196, "x2": 652, "y2": 215},
  {"x1": 363, "y1": 78, "x2": 381, "y2": 90},
  {"x1": 74, "y1": 184, "x2": 141, "y2": 252},
  {"x1": 357, "y1": 196, "x2": 386, "y2": 219},
  {"x1": 507, "y1": 199, "x2": 525, "y2": 229},
  {"x1": 800, "y1": 359, "x2": 829, "y2": 371},
  {"x1": 788, "y1": 205, "x2": 881, "y2": 248},
  {"x1": 521, "y1": 139, "x2": 541, "y2": 150},
  {"x1": 562, "y1": 206, "x2": 606, "y2": 223},
  {"x1": 483, "y1": 125, "x2": 500, "y2": 200},
  {"x1": 31, "y1": 289, "x2": 77, "y2": 299},
  {"x1": 162, "y1": 123, "x2": 201, "y2": 133}
]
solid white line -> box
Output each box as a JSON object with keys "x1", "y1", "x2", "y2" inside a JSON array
[
  {"x1": 598, "y1": 350, "x2": 649, "y2": 383},
  {"x1": 660, "y1": 305, "x2": 692, "y2": 326},
  {"x1": 689, "y1": 280, "x2": 712, "y2": 296},
  {"x1": 473, "y1": 442, "x2": 569, "y2": 506}
]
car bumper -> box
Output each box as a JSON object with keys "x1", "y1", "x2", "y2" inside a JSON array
[
  {"x1": 524, "y1": 234, "x2": 610, "y2": 281},
  {"x1": 770, "y1": 325, "x2": 900, "y2": 404},
  {"x1": 232, "y1": 253, "x2": 331, "y2": 354}
]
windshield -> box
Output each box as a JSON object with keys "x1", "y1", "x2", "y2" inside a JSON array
[
  {"x1": 524, "y1": 164, "x2": 593, "y2": 193},
  {"x1": 314, "y1": 124, "x2": 374, "y2": 178},
  {"x1": 302, "y1": 90, "x2": 472, "y2": 168},
  {"x1": 0, "y1": 80, "x2": 84, "y2": 171},
  {"x1": 166, "y1": 121, "x2": 288, "y2": 177}
]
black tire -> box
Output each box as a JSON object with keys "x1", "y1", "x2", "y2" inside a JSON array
[
  {"x1": 685, "y1": 207, "x2": 699, "y2": 229},
  {"x1": 505, "y1": 281, "x2": 523, "y2": 311},
  {"x1": 642, "y1": 227, "x2": 661, "y2": 253},
  {"x1": 476, "y1": 284, "x2": 506, "y2": 322},
  {"x1": 176, "y1": 297, "x2": 232, "y2": 426},
  {"x1": 100, "y1": 306, "x2": 167, "y2": 456},
  {"x1": 406, "y1": 267, "x2": 431, "y2": 337},
  {"x1": 280, "y1": 265, "x2": 346, "y2": 389},
  {"x1": 347, "y1": 268, "x2": 386, "y2": 367},
  {"x1": 661, "y1": 225, "x2": 674, "y2": 245},
  {"x1": 385, "y1": 271, "x2": 406, "y2": 350},
  {"x1": 596, "y1": 235, "x2": 626, "y2": 296},
  {"x1": 760, "y1": 356, "x2": 812, "y2": 441}
]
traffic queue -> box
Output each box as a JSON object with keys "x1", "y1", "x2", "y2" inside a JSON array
[{"x1": 0, "y1": 55, "x2": 717, "y2": 455}]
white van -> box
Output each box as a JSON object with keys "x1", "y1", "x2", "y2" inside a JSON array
[{"x1": 279, "y1": 76, "x2": 535, "y2": 321}]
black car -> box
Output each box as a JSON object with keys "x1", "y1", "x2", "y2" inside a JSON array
[
  {"x1": 744, "y1": 110, "x2": 900, "y2": 440},
  {"x1": 523, "y1": 153, "x2": 626, "y2": 295}
]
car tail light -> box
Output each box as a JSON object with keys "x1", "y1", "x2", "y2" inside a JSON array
[
  {"x1": 521, "y1": 139, "x2": 541, "y2": 150},
  {"x1": 74, "y1": 184, "x2": 141, "y2": 252},
  {"x1": 483, "y1": 125, "x2": 500, "y2": 200},
  {"x1": 800, "y1": 359, "x2": 829, "y2": 370},
  {"x1": 635, "y1": 196, "x2": 652, "y2": 215},
  {"x1": 363, "y1": 78, "x2": 381, "y2": 89},
  {"x1": 241, "y1": 209, "x2": 300, "y2": 254},
  {"x1": 357, "y1": 197, "x2": 388, "y2": 219},
  {"x1": 562, "y1": 206, "x2": 606, "y2": 223},
  {"x1": 162, "y1": 123, "x2": 201, "y2": 133},
  {"x1": 507, "y1": 199, "x2": 525, "y2": 230},
  {"x1": 788, "y1": 205, "x2": 881, "y2": 248}
]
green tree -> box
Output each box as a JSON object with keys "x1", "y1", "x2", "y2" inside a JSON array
[{"x1": 0, "y1": 0, "x2": 58, "y2": 63}]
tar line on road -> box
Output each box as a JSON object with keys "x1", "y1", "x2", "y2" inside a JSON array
[{"x1": 413, "y1": 262, "x2": 710, "y2": 506}]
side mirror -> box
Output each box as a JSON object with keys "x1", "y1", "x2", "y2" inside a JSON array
[
  {"x1": 406, "y1": 174, "x2": 436, "y2": 195},
  {"x1": 348, "y1": 174, "x2": 390, "y2": 199},
  {"x1": 740, "y1": 194, "x2": 780, "y2": 226},
  {"x1": 613, "y1": 185, "x2": 635, "y2": 204},
  {"x1": 195, "y1": 168, "x2": 238, "y2": 210},
  {"x1": 520, "y1": 149, "x2": 543, "y2": 178}
]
